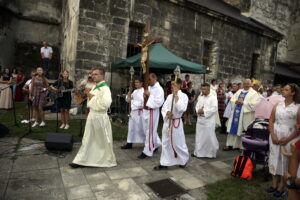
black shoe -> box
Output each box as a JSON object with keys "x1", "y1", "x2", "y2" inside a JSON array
[
  {"x1": 273, "y1": 190, "x2": 284, "y2": 198},
  {"x1": 223, "y1": 146, "x2": 233, "y2": 151},
  {"x1": 153, "y1": 148, "x2": 158, "y2": 153},
  {"x1": 69, "y1": 163, "x2": 84, "y2": 168},
  {"x1": 121, "y1": 143, "x2": 132, "y2": 149},
  {"x1": 153, "y1": 165, "x2": 168, "y2": 171},
  {"x1": 179, "y1": 164, "x2": 187, "y2": 168},
  {"x1": 137, "y1": 153, "x2": 148, "y2": 159},
  {"x1": 266, "y1": 186, "x2": 276, "y2": 194}
]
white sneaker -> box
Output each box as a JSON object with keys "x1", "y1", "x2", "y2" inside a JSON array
[
  {"x1": 21, "y1": 120, "x2": 29, "y2": 123},
  {"x1": 32, "y1": 121, "x2": 39, "y2": 128},
  {"x1": 60, "y1": 124, "x2": 65, "y2": 129},
  {"x1": 64, "y1": 124, "x2": 69, "y2": 130},
  {"x1": 39, "y1": 121, "x2": 46, "y2": 127}
]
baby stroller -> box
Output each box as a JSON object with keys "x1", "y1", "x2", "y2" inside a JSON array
[{"x1": 242, "y1": 119, "x2": 269, "y2": 170}]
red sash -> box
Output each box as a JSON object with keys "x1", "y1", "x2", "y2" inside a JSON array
[{"x1": 170, "y1": 118, "x2": 181, "y2": 158}]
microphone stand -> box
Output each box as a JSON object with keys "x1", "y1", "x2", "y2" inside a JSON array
[
  {"x1": 26, "y1": 91, "x2": 32, "y2": 134},
  {"x1": 55, "y1": 60, "x2": 63, "y2": 133},
  {"x1": 79, "y1": 100, "x2": 84, "y2": 137}
]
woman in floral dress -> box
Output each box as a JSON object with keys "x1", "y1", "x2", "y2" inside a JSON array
[
  {"x1": 29, "y1": 67, "x2": 49, "y2": 127},
  {"x1": 268, "y1": 83, "x2": 300, "y2": 198}
]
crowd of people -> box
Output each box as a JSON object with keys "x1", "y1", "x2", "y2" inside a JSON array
[
  {"x1": 1, "y1": 63, "x2": 300, "y2": 198},
  {"x1": 119, "y1": 74, "x2": 300, "y2": 199}
]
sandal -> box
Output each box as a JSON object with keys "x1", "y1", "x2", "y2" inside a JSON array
[{"x1": 223, "y1": 146, "x2": 233, "y2": 151}]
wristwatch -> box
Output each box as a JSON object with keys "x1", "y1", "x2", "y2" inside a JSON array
[{"x1": 286, "y1": 176, "x2": 298, "y2": 189}]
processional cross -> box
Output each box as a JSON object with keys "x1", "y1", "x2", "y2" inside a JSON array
[{"x1": 135, "y1": 23, "x2": 161, "y2": 105}]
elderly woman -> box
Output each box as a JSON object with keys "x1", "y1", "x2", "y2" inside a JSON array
[{"x1": 268, "y1": 83, "x2": 300, "y2": 198}]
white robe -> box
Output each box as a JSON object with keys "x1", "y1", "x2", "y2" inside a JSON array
[
  {"x1": 142, "y1": 82, "x2": 164, "y2": 157},
  {"x1": 226, "y1": 88, "x2": 261, "y2": 148},
  {"x1": 194, "y1": 93, "x2": 219, "y2": 158},
  {"x1": 73, "y1": 81, "x2": 117, "y2": 167},
  {"x1": 160, "y1": 90, "x2": 189, "y2": 166},
  {"x1": 126, "y1": 88, "x2": 145, "y2": 143}
]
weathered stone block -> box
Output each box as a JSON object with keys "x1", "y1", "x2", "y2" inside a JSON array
[
  {"x1": 84, "y1": 42, "x2": 98, "y2": 52},
  {"x1": 110, "y1": 7, "x2": 128, "y2": 18},
  {"x1": 78, "y1": 31, "x2": 94, "y2": 41},
  {"x1": 80, "y1": 1, "x2": 95, "y2": 11},
  {"x1": 77, "y1": 51, "x2": 104, "y2": 62},
  {"x1": 79, "y1": 17, "x2": 96, "y2": 27},
  {"x1": 77, "y1": 40, "x2": 84, "y2": 50},
  {"x1": 113, "y1": 17, "x2": 127, "y2": 25},
  {"x1": 85, "y1": 11, "x2": 102, "y2": 20}
]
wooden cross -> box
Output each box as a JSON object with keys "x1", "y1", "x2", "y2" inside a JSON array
[{"x1": 135, "y1": 23, "x2": 161, "y2": 105}]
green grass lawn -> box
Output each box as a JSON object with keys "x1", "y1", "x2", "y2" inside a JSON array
[
  {"x1": 206, "y1": 170, "x2": 274, "y2": 200},
  {"x1": 0, "y1": 102, "x2": 196, "y2": 142}
]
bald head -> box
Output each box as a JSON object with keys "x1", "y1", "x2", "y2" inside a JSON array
[{"x1": 243, "y1": 79, "x2": 252, "y2": 90}]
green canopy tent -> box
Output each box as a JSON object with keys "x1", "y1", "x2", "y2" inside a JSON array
[{"x1": 111, "y1": 43, "x2": 206, "y2": 74}]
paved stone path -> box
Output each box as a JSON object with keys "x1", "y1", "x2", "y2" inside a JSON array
[{"x1": 0, "y1": 134, "x2": 239, "y2": 200}]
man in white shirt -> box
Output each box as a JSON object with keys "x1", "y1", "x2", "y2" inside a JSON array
[{"x1": 40, "y1": 42, "x2": 53, "y2": 78}]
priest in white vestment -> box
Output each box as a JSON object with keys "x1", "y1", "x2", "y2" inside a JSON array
[
  {"x1": 138, "y1": 73, "x2": 164, "y2": 159},
  {"x1": 193, "y1": 83, "x2": 219, "y2": 158},
  {"x1": 154, "y1": 78, "x2": 189, "y2": 170},
  {"x1": 121, "y1": 78, "x2": 145, "y2": 149},
  {"x1": 224, "y1": 79, "x2": 261, "y2": 150},
  {"x1": 70, "y1": 67, "x2": 117, "y2": 168}
]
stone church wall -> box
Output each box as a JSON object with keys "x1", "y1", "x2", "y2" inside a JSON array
[{"x1": 75, "y1": 0, "x2": 278, "y2": 88}]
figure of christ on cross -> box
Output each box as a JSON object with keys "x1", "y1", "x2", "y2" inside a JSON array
[{"x1": 135, "y1": 23, "x2": 161, "y2": 105}]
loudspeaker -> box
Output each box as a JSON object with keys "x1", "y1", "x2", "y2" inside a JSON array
[
  {"x1": 45, "y1": 133, "x2": 73, "y2": 151},
  {"x1": 0, "y1": 123, "x2": 9, "y2": 137}
]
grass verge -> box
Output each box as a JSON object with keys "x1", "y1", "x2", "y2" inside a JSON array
[{"x1": 0, "y1": 102, "x2": 195, "y2": 142}]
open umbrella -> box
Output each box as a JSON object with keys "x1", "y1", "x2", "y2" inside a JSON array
[{"x1": 254, "y1": 95, "x2": 285, "y2": 119}]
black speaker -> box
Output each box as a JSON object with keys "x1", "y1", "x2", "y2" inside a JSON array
[
  {"x1": 45, "y1": 133, "x2": 73, "y2": 151},
  {"x1": 0, "y1": 123, "x2": 9, "y2": 137}
]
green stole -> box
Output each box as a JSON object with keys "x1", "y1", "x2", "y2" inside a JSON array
[{"x1": 93, "y1": 82, "x2": 109, "y2": 91}]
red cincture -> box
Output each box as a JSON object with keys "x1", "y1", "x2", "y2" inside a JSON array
[
  {"x1": 138, "y1": 108, "x2": 143, "y2": 116},
  {"x1": 147, "y1": 109, "x2": 155, "y2": 152},
  {"x1": 170, "y1": 118, "x2": 181, "y2": 158}
]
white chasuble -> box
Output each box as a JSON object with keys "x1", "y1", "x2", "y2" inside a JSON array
[{"x1": 226, "y1": 87, "x2": 261, "y2": 149}]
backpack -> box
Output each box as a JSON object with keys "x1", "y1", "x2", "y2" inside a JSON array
[{"x1": 231, "y1": 155, "x2": 253, "y2": 180}]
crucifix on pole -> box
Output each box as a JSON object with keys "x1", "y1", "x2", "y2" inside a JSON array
[{"x1": 136, "y1": 23, "x2": 161, "y2": 106}]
